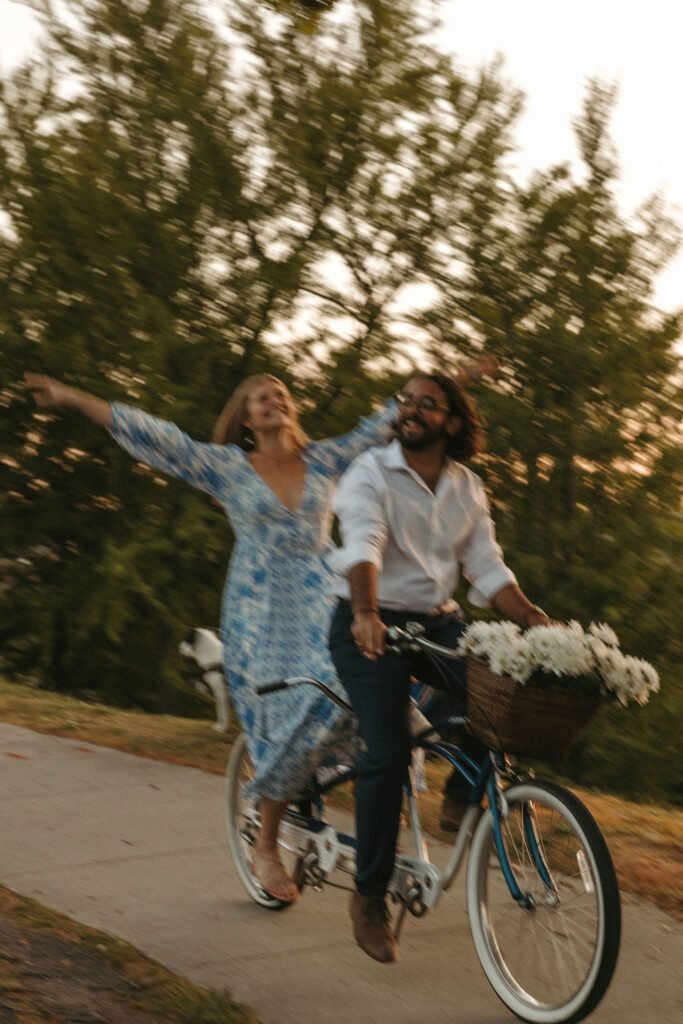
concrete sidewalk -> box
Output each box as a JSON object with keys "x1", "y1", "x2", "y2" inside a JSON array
[{"x1": 1, "y1": 722, "x2": 681, "y2": 1024}]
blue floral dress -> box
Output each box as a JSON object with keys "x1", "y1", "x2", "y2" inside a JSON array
[{"x1": 109, "y1": 401, "x2": 396, "y2": 800}]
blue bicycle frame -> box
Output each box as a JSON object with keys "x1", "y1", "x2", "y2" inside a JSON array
[{"x1": 419, "y1": 717, "x2": 548, "y2": 909}]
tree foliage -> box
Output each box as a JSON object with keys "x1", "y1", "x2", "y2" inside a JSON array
[
  {"x1": 1, "y1": 3, "x2": 680, "y2": 801},
  {"x1": 450, "y1": 80, "x2": 682, "y2": 803},
  {"x1": 1, "y1": 0, "x2": 519, "y2": 706}
]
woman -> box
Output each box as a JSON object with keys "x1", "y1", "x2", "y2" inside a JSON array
[{"x1": 24, "y1": 371, "x2": 397, "y2": 903}]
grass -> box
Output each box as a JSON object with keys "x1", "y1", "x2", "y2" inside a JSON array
[
  {"x1": 0, "y1": 677, "x2": 238, "y2": 772},
  {"x1": 0, "y1": 884, "x2": 259, "y2": 1023},
  {"x1": 1, "y1": 678, "x2": 681, "y2": 919}
]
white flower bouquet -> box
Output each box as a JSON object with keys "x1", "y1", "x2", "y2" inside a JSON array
[
  {"x1": 457, "y1": 621, "x2": 660, "y2": 758},
  {"x1": 457, "y1": 620, "x2": 659, "y2": 706}
]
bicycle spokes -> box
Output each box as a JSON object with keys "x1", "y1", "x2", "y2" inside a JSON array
[{"x1": 468, "y1": 780, "x2": 620, "y2": 1022}]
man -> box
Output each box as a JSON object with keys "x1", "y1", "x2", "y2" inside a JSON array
[{"x1": 328, "y1": 373, "x2": 549, "y2": 964}]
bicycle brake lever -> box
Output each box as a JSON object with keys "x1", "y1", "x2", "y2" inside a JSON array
[
  {"x1": 386, "y1": 622, "x2": 426, "y2": 652},
  {"x1": 405, "y1": 621, "x2": 426, "y2": 637},
  {"x1": 385, "y1": 627, "x2": 412, "y2": 651}
]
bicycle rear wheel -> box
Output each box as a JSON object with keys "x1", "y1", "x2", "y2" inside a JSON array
[
  {"x1": 224, "y1": 733, "x2": 295, "y2": 910},
  {"x1": 467, "y1": 779, "x2": 620, "y2": 1024}
]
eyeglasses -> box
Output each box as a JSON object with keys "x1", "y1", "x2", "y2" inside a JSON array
[{"x1": 395, "y1": 391, "x2": 451, "y2": 415}]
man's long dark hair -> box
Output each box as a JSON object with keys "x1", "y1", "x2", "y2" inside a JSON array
[{"x1": 418, "y1": 373, "x2": 484, "y2": 461}]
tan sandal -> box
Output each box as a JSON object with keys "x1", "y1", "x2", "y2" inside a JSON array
[{"x1": 251, "y1": 848, "x2": 300, "y2": 903}]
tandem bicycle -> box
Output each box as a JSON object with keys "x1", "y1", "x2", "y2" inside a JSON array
[{"x1": 224, "y1": 622, "x2": 621, "y2": 1024}]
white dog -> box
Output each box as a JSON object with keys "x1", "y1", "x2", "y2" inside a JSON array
[{"x1": 178, "y1": 628, "x2": 230, "y2": 732}]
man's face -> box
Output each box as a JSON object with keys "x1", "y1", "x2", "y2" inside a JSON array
[{"x1": 395, "y1": 378, "x2": 456, "y2": 450}]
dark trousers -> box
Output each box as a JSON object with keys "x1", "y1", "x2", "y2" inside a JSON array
[{"x1": 329, "y1": 600, "x2": 486, "y2": 897}]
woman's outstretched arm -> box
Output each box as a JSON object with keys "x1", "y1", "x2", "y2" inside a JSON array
[
  {"x1": 311, "y1": 397, "x2": 397, "y2": 476},
  {"x1": 24, "y1": 373, "x2": 235, "y2": 501},
  {"x1": 312, "y1": 357, "x2": 499, "y2": 476},
  {"x1": 24, "y1": 373, "x2": 113, "y2": 427}
]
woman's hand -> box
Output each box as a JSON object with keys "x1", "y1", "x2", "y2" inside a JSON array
[
  {"x1": 24, "y1": 373, "x2": 75, "y2": 408},
  {"x1": 351, "y1": 610, "x2": 387, "y2": 660},
  {"x1": 23, "y1": 373, "x2": 113, "y2": 427},
  {"x1": 456, "y1": 356, "x2": 500, "y2": 387}
]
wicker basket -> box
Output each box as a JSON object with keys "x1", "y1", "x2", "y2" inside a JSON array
[{"x1": 467, "y1": 656, "x2": 601, "y2": 760}]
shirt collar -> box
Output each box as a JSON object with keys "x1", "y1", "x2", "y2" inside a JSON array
[
  {"x1": 383, "y1": 438, "x2": 458, "y2": 479},
  {"x1": 383, "y1": 439, "x2": 409, "y2": 470}
]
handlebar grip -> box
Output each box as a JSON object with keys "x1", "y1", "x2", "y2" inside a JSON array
[
  {"x1": 256, "y1": 680, "x2": 288, "y2": 696},
  {"x1": 386, "y1": 624, "x2": 425, "y2": 652}
]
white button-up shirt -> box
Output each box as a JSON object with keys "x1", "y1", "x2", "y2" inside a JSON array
[{"x1": 329, "y1": 440, "x2": 516, "y2": 612}]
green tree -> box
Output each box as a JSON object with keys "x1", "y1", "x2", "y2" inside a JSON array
[
  {"x1": 2, "y1": 6, "x2": 679, "y2": 805},
  {"x1": 1, "y1": 0, "x2": 518, "y2": 707},
  {"x1": 451, "y1": 81, "x2": 682, "y2": 803}
]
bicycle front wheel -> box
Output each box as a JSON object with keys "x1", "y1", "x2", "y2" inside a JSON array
[
  {"x1": 467, "y1": 779, "x2": 620, "y2": 1024},
  {"x1": 224, "y1": 733, "x2": 294, "y2": 910}
]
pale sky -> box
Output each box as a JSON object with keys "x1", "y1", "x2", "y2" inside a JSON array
[
  {"x1": 1, "y1": 0, "x2": 682, "y2": 313},
  {"x1": 440, "y1": 0, "x2": 683, "y2": 313}
]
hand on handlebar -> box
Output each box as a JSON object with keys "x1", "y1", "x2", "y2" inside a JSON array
[
  {"x1": 351, "y1": 610, "x2": 387, "y2": 660},
  {"x1": 525, "y1": 607, "x2": 551, "y2": 628}
]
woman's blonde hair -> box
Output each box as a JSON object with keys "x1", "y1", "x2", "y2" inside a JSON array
[{"x1": 212, "y1": 374, "x2": 308, "y2": 450}]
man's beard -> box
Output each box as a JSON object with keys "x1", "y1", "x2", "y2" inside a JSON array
[{"x1": 396, "y1": 417, "x2": 449, "y2": 450}]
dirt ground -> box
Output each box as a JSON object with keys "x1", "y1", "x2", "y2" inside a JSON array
[{"x1": 0, "y1": 887, "x2": 257, "y2": 1024}]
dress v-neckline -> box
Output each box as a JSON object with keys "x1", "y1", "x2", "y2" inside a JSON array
[{"x1": 243, "y1": 450, "x2": 309, "y2": 515}]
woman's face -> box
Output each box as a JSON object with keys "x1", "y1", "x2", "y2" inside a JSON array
[{"x1": 243, "y1": 378, "x2": 297, "y2": 434}]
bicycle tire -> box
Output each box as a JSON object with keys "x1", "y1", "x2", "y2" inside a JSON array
[
  {"x1": 467, "y1": 779, "x2": 620, "y2": 1024},
  {"x1": 224, "y1": 733, "x2": 295, "y2": 910}
]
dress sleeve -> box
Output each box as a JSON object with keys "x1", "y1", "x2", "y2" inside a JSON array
[
  {"x1": 310, "y1": 398, "x2": 396, "y2": 477},
  {"x1": 108, "y1": 402, "x2": 236, "y2": 502}
]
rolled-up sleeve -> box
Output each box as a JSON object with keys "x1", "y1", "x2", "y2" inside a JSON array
[
  {"x1": 109, "y1": 403, "x2": 236, "y2": 502},
  {"x1": 328, "y1": 455, "x2": 388, "y2": 577},
  {"x1": 459, "y1": 480, "x2": 516, "y2": 608}
]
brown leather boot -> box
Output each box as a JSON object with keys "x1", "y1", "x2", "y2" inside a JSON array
[{"x1": 349, "y1": 892, "x2": 399, "y2": 964}]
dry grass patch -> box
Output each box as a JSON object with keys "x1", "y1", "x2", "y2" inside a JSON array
[
  {"x1": 0, "y1": 678, "x2": 235, "y2": 774},
  {"x1": 0, "y1": 885, "x2": 258, "y2": 1023},
  {"x1": 579, "y1": 792, "x2": 683, "y2": 919}
]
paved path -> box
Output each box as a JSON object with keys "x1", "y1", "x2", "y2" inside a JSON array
[{"x1": 1, "y1": 723, "x2": 681, "y2": 1024}]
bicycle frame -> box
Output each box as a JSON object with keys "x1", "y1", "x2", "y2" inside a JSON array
[
  {"x1": 417, "y1": 725, "x2": 557, "y2": 908},
  {"x1": 257, "y1": 657, "x2": 558, "y2": 912},
  {"x1": 246, "y1": 625, "x2": 621, "y2": 1023}
]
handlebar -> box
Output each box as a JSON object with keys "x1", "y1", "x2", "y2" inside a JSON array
[
  {"x1": 385, "y1": 622, "x2": 462, "y2": 661},
  {"x1": 255, "y1": 680, "x2": 290, "y2": 695},
  {"x1": 256, "y1": 624, "x2": 462, "y2": 705},
  {"x1": 256, "y1": 676, "x2": 353, "y2": 711}
]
